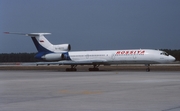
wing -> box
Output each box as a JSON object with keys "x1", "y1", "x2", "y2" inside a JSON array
[{"x1": 24, "y1": 60, "x2": 108, "y2": 66}]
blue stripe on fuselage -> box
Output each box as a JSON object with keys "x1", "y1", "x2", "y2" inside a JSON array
[
  {"x1": 34, "y1": 52, "x2": 46, "y2": 60},
  {"x1": 63, "y1": 52, "x2": 71, "y2": 60}
]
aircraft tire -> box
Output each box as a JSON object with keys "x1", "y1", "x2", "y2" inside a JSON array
[
  {"x1": 146, "y1": 68, "x2": 150, "y2": 72},
  {"x1": 88, "y1": 68, "x2": 99, "y2": 71},
  {"x1": 95, "y1": 68, "x2": 99, "y2": 71},
  {"x1": 66, "y1": 68, "x2": 77, "y2": 71},
  {"x1": 66, "y1": 68, "x2": 70, "y2": 71},
  {"x1": 73, "y1": 68, "x2": 77, "y2": 71}
]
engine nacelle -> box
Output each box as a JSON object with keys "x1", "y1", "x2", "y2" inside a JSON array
[
  {"x1": 53, "y1": 44, "x2": 71, "y2": 51},
  {"x1": 41, "y1": 53, "x2": 63, "y2": 61}
]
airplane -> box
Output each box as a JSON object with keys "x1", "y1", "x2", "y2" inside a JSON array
[{"x1": 4, "y1": 32, "x2": 175, "y2": 72}]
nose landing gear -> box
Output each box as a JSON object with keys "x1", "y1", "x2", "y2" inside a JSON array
[{"x1": 145, "y1": 64, "x2": 150, "y2": 72}]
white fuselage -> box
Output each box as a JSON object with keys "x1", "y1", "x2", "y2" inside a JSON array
[{"x1": 68, "y1": 49, "x2": 175, "y2": 64}]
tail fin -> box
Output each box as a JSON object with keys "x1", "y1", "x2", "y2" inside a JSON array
[
  {"x1": 4, "y1": 32, "x2": 54, "y2": 53},
  {"x1": 29, "y1": 33, "x2": 54, "y2": 53}
]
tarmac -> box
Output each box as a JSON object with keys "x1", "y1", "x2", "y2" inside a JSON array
[
  {"x1": 0, "y1": 70, "x2": 180, "y2": 111},
  {"x1": 0, "y1": 64, "x2": 180, "y2": 71}
]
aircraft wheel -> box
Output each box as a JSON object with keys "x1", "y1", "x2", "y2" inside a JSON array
[
  {"x1": 146, "y1": 68, "x2": 150, "y2": 72},
  {"x1": 88, "y1": 68, "x2": 92, "y2": 71},
  {"x1": 88, "y1": 68, "x2": 99, "y2": 71},
  {"x1": 66, "y1": 68, "x2": 70, "y2": 71},
  {"x1": 73, "y1": 68, "x2": 77, "y2": 71},
  {"x1": 66, "y1": 68, "x2": 77, "y2": 71},
  {"x1": 95, "y1": 68, "x2": 99, "y2": 71}
]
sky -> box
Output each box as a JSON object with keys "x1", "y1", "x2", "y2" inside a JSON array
[{"x1": 1, "y1": 0, "x2": 180, "y2": 53}]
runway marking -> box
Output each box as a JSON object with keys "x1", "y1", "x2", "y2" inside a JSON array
[{"x1": 59, "y1": 90, "x2": 103, "y2": 95}]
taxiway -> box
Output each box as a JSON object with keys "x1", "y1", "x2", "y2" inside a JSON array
[{"x1": 0, "y1": 71, "x2": 180, "y2": 111}]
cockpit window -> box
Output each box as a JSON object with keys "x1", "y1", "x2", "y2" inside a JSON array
[{"x1": 160, "y1": 52, "x2": 169, "y2": 56}]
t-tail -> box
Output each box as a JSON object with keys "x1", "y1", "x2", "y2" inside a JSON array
[{"x1": 4, "y1": 32, "x2": 71, "y2": 61}]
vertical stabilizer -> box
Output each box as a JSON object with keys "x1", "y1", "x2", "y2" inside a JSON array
[{"x1": 28, "y1": 33, "x2": 54, "y2": 53}]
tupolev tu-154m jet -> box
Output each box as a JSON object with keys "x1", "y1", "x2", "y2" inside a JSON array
[{"x1": 4, "y1": 32, "x2": 175, "y2": 71}]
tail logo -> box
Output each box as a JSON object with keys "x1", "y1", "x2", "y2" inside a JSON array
[{"x1": 40, "y1": 40, "x2": 44, "y2": 42}]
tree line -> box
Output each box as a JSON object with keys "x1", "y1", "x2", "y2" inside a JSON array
[
  {"x1": 0, "y1": 49, "x2": 180, "y2": 62},
  {"x1": 0, "y1": 53, "x2": 39, "y2": 62}
]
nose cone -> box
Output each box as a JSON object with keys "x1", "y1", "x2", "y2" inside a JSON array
[{"x1": 169, "y1": 55, "x2": 176, "y2": 62}]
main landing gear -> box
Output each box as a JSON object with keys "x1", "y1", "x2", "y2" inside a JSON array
[
  {"x1": 66, "y1": 65, "x2": 77, "y2": 71},
  {"x1": 88, "y1": 65, "x2": 100, "y2": 71},
  {"x1": 65, "y1": 64, "x2": 100, "y2": 71},
  {"x1": 145, "y1": 64, "x2": 150, "y2": 72}
]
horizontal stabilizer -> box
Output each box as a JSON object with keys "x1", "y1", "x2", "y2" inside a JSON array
[{"x1": 4, "y1": 32, "x2": 51, "y2": 37}]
